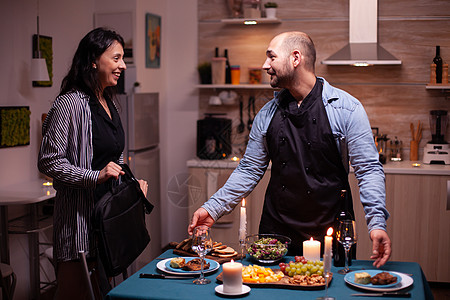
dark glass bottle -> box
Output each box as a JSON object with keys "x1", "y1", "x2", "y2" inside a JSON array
[
  {"x1": 333, "y1": 190, "x2": 354, "y2": 267},
  {"x1": 433, "y1": 46, "x2": 443, "y2": 83},
  {"x1": 215, "y1": 47, "x2": 219, "y2": 58},
  {"x1": 224, "y1": 49, "x2": 232, "y2": 84}
]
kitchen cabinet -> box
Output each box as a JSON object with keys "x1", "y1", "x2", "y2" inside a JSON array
[
  {"x1": 187, "y1": 166, "x2": 269, "y2": 250},
  {"x1": 349, "y1": 172, "x2": 450, "y2": 282}
]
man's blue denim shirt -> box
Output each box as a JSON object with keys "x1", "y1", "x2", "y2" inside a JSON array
[{"x1": 202, "y1": 77, "x2": 389, "y2": 233}]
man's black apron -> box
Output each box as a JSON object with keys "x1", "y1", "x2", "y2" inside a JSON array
[{"x1": 259, "y1": 79, "x2": 353, "y2": 254}]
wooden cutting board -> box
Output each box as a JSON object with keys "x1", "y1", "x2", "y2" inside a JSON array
[{"x1": 172, "y1": 248, "x2": 244, "y2": 264}]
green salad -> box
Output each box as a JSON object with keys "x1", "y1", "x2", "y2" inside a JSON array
[{"x1": 247, "y1": 237, "x2": 288, "y2": 261}]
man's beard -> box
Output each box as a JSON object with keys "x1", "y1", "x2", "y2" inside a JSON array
[{"x1": 270, "y1": 63, "x2": 294, "y2": 88}]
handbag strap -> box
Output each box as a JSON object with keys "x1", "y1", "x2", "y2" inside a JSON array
[{"x1": 120, "y1": 164, "x2": 154, "y2": 214}]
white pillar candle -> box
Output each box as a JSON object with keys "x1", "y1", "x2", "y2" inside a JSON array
[
  {"x1": 323, "y1": 227, "x2": 333, "y2": 273},
  {"x1": 239, "y1": 199, "x2": 247, "y2": 241},
  {"x1": 303, "y1": 237, "x2": 321, "y2": 262},
  {"x1": 222, "y1": 260, "x2": 243, "y2": 293}
]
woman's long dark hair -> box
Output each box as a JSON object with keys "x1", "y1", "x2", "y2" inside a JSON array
[{"x1": 60, "y1": 27, "x2": 125, "y2": 100}]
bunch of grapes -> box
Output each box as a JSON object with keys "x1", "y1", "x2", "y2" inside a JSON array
[{"x1": 279, "y1": 256, "x2": 324, "y2": 277}]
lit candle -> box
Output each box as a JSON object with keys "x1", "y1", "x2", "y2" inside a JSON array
[
  {"x1": 303, "y1": 237, "x2": 321, "y2": 262},
  {"x1": 239, "y1": 199, "x2": 247, "y2": 241},
  {"x1": 323, "y1": 227, "x2": 333, "y2": 273},
  {"x1": 222, "y1": 260, "x2": 243, "y2": 293}
]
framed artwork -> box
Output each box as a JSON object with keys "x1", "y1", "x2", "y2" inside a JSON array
[
  {"x1": 0, "y1": 107, "x2": 31, "y2": 148},
  {"x1": 145, "y1": 13, "x2": 161, "y2": 68},
  {"x1": 32, "y1": 35, "x2": 53, "y2": 87}
]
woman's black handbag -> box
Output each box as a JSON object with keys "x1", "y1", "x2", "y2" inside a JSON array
[{"x1": 94, "y1": 164, "x2": 154, "y2": 277}]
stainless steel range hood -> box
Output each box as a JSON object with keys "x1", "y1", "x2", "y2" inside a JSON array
[{"x1": 321, "y1": 0, "x2": 401, "y2": 66}]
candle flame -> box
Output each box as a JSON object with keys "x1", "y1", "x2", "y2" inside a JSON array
[
  {"x1": 310, "y1": 237, "x2": 314, "y2": 241},
  {"x1": 327, "y1": 227, "x2": 333, "y2": 236},
  {"x1": 231, "y1": 259, "x2": 234, "y2": 263},
  {"x1": 242, "y1": 198, "x2": 246, "y2": 207}
]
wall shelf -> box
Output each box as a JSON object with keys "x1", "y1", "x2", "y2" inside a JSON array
[
  {"x1": 197, "y1": 84, "x2": 274, "y2": 89},
  {"x1": 220, "y1": 18, "x2": 281, "y2": 25},
  {"x1": 426, "y1": 84, "x2": 450, "y2": 90}
]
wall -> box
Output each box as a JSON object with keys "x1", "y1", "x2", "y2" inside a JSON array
[
  {"x1": 197, "y1": 0, "x2": 450, "y2": 159},
  {"x1": 0, "y1": 0, "x2": 198, "y2": 298}
]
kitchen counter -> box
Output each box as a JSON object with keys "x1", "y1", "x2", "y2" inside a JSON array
[{"x1": 187, "y1": 158, "x2": 450, "y2": 175}]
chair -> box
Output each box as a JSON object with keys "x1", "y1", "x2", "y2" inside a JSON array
[
  {"x1": 0, "y1": 263, "x2": 16, "y2": 300},
  {"x1": 79, "y1": 251, "x2": 96, "y2": 300}
]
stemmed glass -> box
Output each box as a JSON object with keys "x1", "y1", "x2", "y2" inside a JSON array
[
  {"x1": 336, "y1": 220, "x2": 357, "y2": 274},
  {"x1": 191, "y1": 225, "x2": 213, "y2": 285}
]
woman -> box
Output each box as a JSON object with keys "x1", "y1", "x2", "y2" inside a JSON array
[{"x1": 38, "y1": 27, "x2": 148, "y2": 299}]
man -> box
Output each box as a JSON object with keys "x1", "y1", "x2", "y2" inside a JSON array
[{"x1": 188, "y1": 32, "x2": 391, "y2": 268}]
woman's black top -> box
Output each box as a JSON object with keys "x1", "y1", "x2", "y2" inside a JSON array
[{"x1": 89, "y1": 97, "x2": 125, "y2": 200}]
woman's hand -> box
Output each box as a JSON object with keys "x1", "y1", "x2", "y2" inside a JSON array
[
  {"x1": 97, "y1": 162, "x2": 124, "y2": 184},
  {"x1": 138, "y1": 179, "x2": 148, "y2": 197}
]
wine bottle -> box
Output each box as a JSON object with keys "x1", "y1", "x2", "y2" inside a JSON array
[
  {"x1": 224, "y1": 49, "x2": 232, "y2": 84},
  {"x1": 215, "y1": 47, "x2": 219, "y2": 58},
  {"x1": 333, "y1": 190, "x2": 353, "y2": 267},
  {"x1": 433, "y1": 46, "x2": 443, "y2": 83}
]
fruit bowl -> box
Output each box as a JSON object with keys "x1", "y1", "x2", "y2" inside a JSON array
[{"x1": 246, "y1": 234, "x2": 291, "y2": 263}]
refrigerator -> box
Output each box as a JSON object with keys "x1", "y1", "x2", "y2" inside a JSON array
[{"x1": 118, "y1": 92, "x2": 162, "y2": 270}]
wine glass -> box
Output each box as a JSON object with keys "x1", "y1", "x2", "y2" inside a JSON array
[
  {"x1": 191, "y1": 225, "x2": 213, "y2": 284},
  {"x1": 336, "y1": 220, "x2": 357, "y2": 274}
]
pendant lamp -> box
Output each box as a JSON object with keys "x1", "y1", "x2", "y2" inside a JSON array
[{"x1": 31, "y1": 0, "x2": 49, "y2": 82}]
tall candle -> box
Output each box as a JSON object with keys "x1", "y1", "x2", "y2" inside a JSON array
[
  {"x1": 324, "y1": 227, "x2": 333, "y2": 273},
  {"x1": 303, "y1": 237, "x2": 321, "y2": 262},
  {"x1": 222, "y1": 260, "x2": 243, "y2": 293},
  {"x1": 239, "y1": 199, "x2": 247, "y2": 241}
]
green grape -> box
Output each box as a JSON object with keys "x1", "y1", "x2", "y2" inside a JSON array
[
  {"x1": 311, "y1": 266, "x2": 318, "y2": 274},
  {"x1": 291, "y1": 267, "x2": 297, "y2": 273},
  {"x1": 307, "y1": 260, "x2": 313, "y2": 265},
  {"x1": 296, "y1": 269, "x2": 302, "y2": 275},
  {"x1": 305, "y1": 271, "x2": 311, "y2": 276},
  {"x1": 298, "y1": 262, "x2": 303, "y2": 268},
  {"x1": 288, "y1": 271, "x2": 294, "y2": 277},
  {"x1": 314, "y1": 260, "x2": 321, "y2": 265},
  {"x1": 319, "y1": 266, "x2": 324, "y2": 273},
  {"x1": 301, "y1": 266, "x2": 307, "y2": 273},
  {"x1": 306, "y1": 264, "x2": 312, "y2": 270},
  {"x1": 318, "y1": 261, "x2": 324, "y2": 266},
  {"x1": 286, "y1": 266, "x2": 291, "y2": 272},
  {"x1": 316, "y1": 270, "x2": 323, "y2": 276}
]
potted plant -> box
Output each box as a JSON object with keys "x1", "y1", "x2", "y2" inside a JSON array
[
  {"x1": 197, "y1": 62, "x2": 212, "y2": 84},
  {"x1": 264, "y1": 2, "x2": 278, "y2": 18}
]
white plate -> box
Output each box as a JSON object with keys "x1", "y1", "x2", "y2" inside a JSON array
[
  {"x1": 156, "y1": 257, "x2": 219, "y2": 276},
  {"x1": 344, "y1": 271, "x2": 413, "y2": 292},
  {"x1": 215, "y1": 284, "x2": 251, "y2": 296}
]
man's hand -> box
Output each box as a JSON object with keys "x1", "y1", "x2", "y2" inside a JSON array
[
  {"x1": 97, "y1": 162, "x2": 125, "y2": 184},
  {"x1": 370, "y1": 229, "x2": 391, "y2": 268},
  {"x1": 188, "y1": 207, "x2": 215, "y2": 235}
]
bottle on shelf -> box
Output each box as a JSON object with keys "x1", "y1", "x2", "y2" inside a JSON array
[
  {"x1": 224, "y1": 49, "x2": 232, "y2": 84},
  {"x1": 215, "y1": 47, "x2": 219, "y2": 58},
  {"x1": 433, "y1": 45, "x2": 443, "y2": 84},
  {"x1": 333, "y1": 189, "x2": 354, "y2": 267}
]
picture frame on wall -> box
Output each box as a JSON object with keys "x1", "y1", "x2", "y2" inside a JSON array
[
  {"x1": 145, "y1": 13, "x2": 161, "y2": 68},
  {"x1": 32, "y1": 35, "x2": 53, "y2": 87},
  {"x1": 0, "y1": 106, "x2": 31, "y2": 148}
]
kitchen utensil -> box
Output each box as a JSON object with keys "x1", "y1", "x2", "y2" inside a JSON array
[
  {"x1": 351, "y1": 292, "x2": 411, "y2": 297},
  {"x1": 423, "y1": 110, "x2": 449, "y2": 164},
  {"x1": 247, "y1": 96, "x2": 255, "y2": 131},
  {"x1": 238, "y1": 99, "x2": 245, "y2": 133},
  {"x1": 140, "y1": 273, "x2": 197, "y2": 279}
]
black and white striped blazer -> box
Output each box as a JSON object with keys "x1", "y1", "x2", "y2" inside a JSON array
[{"x1": 38, "y1": 90, "x2": 123, "y2": 262}]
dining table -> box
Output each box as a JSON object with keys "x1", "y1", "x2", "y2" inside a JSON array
[{"x1": 106, "y1": 249, "x2": 433, "y2": 300}]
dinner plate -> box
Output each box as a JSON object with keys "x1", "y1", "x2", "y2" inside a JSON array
[
  {"x1": 156, "y1": 257, "x2": 219, "y2": 275},
  {"x1": 344, "y1": 270, "x2": 413, "y2": 292}
]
